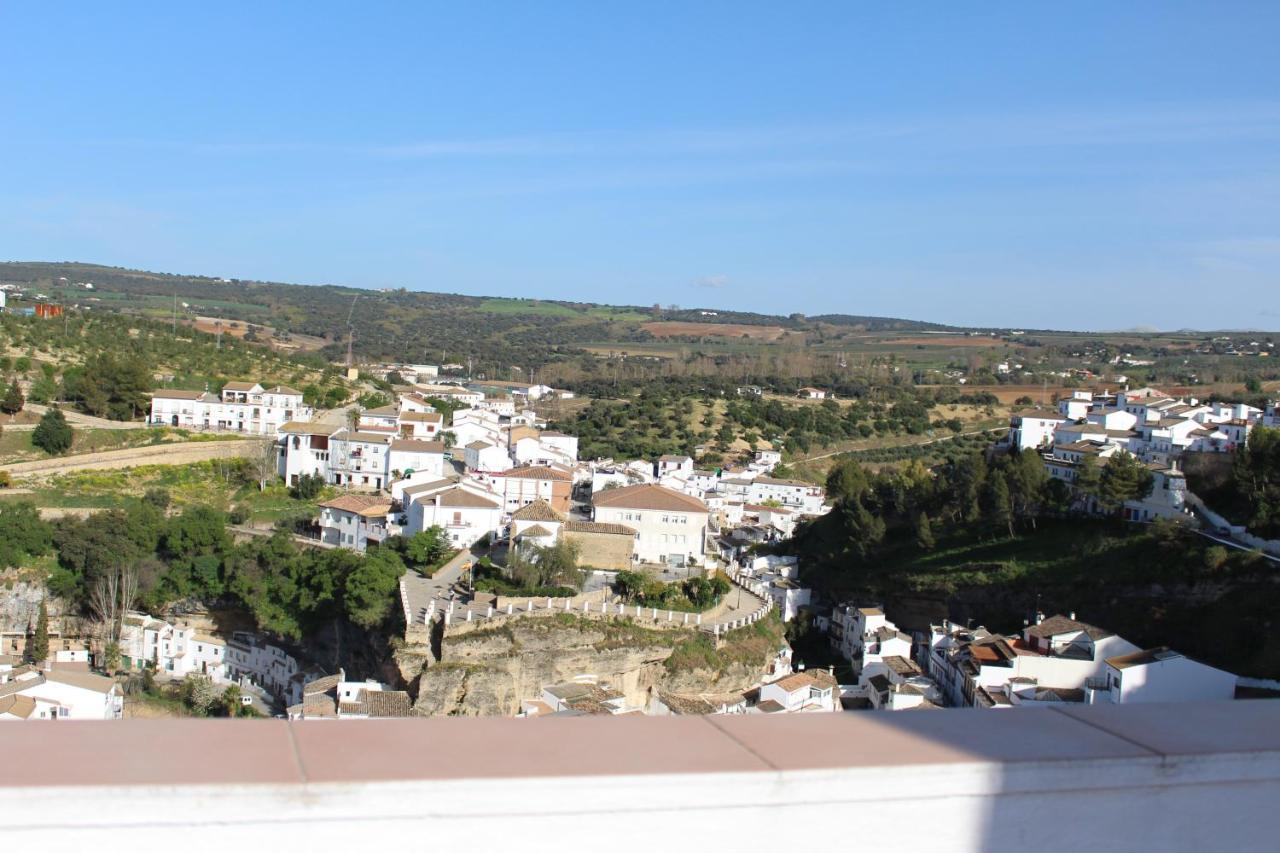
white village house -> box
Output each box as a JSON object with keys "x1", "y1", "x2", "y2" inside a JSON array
[
  {"x1": 591, "y1": 484, "x2": 710, "y2": 567},
  {"x1": 150, "y1": 381, "x2": 312, "y2": 435}
]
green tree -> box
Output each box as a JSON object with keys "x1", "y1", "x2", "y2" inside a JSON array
[
  {"x1": 1097, "y1": 453, "x2": 1155, "y2": 516},
  {"x1": 985, "y1": 475, "x2": 1014, "y2": 538},
  {"x1": 1203, "y1": 545, "x2": 1230, "y2": 572},
  {"x1": 914, "y1": 512, "x2": 935, "y2": 551},
  {"x1": 221, "y1": 683, "x2": 244, "y2": 717},
  {"x1": 62, "y1": 352, "x2": 152, "y2": 420},
  {"x1": 291, "y1": 473, "x2": 325, "y2": 500},
  {"x1": 0, "y1": 501, "x2": 54, "y2": 568},
  {"x1": 27, "y1": 366, "x2": 58, "y2": 405},
  {"x1": 1074, "y1": 454, "x2": 1102, "y2": 509},
  {"x1": 1234, "y1": 427, "x2": 1280, "y2": 537},
  {"x1": 28, "y1": 599, "x2": 49, "y2": 664},
  {"x1": 344, "y1": 546, "x2": 406, "y2": 629},
  {"x1": 1, "y1": 379, "x2": 24, "y2": 416},
  {"x1": 180, "y1": 674, "x2": 221, "y2": 716},
  {"x1": 32, "y1": 407, "x2": 73, "y2": 455},
  {"x1": 1006, "y1": 449, "x2": 1049, "y2": 530},
  {"x1": 405, "y1": 526, "x2": 449, "y2": 568}
]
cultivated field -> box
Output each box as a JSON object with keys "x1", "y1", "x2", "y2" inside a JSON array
[
  {"x1": 640, "y1": 321, "x2": 790, "y2": 341},
  {"x1": 189, "y1": 316, "x2": 328, "y2": 352}
]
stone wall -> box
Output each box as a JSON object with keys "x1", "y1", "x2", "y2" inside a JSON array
[{"x1": 564, "y1": 530, "x2": 634, "y2": 570}]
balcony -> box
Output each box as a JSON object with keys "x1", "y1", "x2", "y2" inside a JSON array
[{"x1": 1, "y1": 701, "x2": 1276, "y2": 848}]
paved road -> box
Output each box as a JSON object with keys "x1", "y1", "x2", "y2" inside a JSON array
[
  {"x1": 400, "y1": 549, "x2": 476, "y2": 625},
  {"x1": 1195, "y1": 530, "x2": 1280, "y2": 565},
  {"x1": 4, "y1": 438, "x2": 266, "y2": 477}
]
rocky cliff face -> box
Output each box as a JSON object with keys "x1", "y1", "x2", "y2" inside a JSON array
[
  {"x1": 400, "y1": 615, "x2": 780, "y2": 716},
  {"x1": 0, "y1": 572, "x2": 72, "y2": 634}
]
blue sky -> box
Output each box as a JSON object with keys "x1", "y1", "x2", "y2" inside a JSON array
[{"x1": 2, "y1": 3, "x2": 1278, "y2": 330}]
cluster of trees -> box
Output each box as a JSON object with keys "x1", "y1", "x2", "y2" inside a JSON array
[
  {"x1": 0, "y1": 309, "x2": 328, "y2": 422},
  {"x1": 802, "y1": 447, "x2": 1156, "y2": 567},
  {"x1": 1, "y1": 375, "x2": 24, "y2": 417},
  {"x1": 32, "y1": 407, "x2": 73, "y2": 454},
  {"x1": 61, "y1": 352, "x2": 151, "y2": 420},
  {"x1": 613, "y1": 571, "x2": 731, "y2": 612},
  {"x1": 1234, "y1": 426, "x2": 1280, "y2": 537},
  {"x1": 474, "y1": 540, "x2": 585, "y2": 597},
  {"x1": 556, "y1": 381, "x2": 1000, "y2": 462},
  {"x1": 0, "y1": 496, "x2": 426, "y2": 652}
]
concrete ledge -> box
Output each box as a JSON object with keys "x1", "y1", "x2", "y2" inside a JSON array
[{"x1": 3, "y1": 702, "x2": 1279, "y2": 852}]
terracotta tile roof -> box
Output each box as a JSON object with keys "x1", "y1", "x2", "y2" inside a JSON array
[
  {"x1": 278, "y1": 421, "x2": 328, "y2": 435},
  {"x1": 1106, "y1": 647, "x2": 1182, "y2": 670},
  {"x1": 221, "y1": 381, "x2": 260, "y2": 392},
  {"x1": 756, "y1": 699, "x2": 786, "y2": 713},
  {"x1": 434, "y1": 487, "x2": 501, "y2": 509},
  {"x1": 511, "y1": 500, "x2": 567, "y2": 522},
  {"x1": 517, "y1": 524, "x2": 555, "y2": 539},
  {"x1": 498, "y1": 464, "x2": 572, "y2": 482},
  {"x1": 400, "y1": 479, "x2": 454, "y2": 498},
  {"x1": 465, "y1": 440, "x2": 493, "y2": 450},
  {"x1": 400, "y1": 411, "x2": 442, "y2": 422},
  {"x1": 151, "y1": 389, "x2": 205, "y2": 400},
  {"x1": 0, "y1": 694, "x2": 36, "y2": 718},
  {"x1": 771, "y1": 672, "x2": 828, "y2": 693},
  {"x1": 390, "y1": 439, "x2": 445, "y2": 454},
  {"x1": 592, "y1": 483, "x2": 709, "y2": 513},
  {"x1": 881, "y1": 656, "x2": 922, "y2": 677},
  {"x1": 44, "y1": 669, "x2": 118, "y2": 695},
  {"x1": 265, "y1": 385, "x2": 303, "y2": 396},
  {"x1": 362, "y1": 689, "x2": 412, "y2": 717},
  {"x1": 303, "y1": 674, "x2": 341, "y2": 696},
  {"x1": 1025, "y1": 615, "x2": 1112, "y2": 641},
  {"x1": 319, "y1": 495, "x2": 391, "y2": 517},
  {"x1": 330, "y1": 429, "x2": 394, "y2": 444},
  {"x1": 362, "y1": 405, "x2": 399, "y2": 416}
]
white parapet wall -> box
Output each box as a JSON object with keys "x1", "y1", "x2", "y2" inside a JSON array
[{"x1": 2, "y1": 702, "x2": 1278, "y2": 852}]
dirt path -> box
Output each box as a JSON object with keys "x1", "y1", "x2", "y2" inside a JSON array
[
  {"x1": 17, "y1": 403, "x2": 154, "y2": 431},
  {"x1": 4, "y1": 439, "x2": 266, "y2": 477}
]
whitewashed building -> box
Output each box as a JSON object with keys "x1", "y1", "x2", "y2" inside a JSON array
[
  {"x1": 318, "y1": 494, "x2": 393, "y2": 552},
  {"x1": 119, "y1": 613, "x2": 227, "y2": 681},
  {"x1": 592, "y1": 484, "x2": 709, "y2": 567},
  {"x1": 402, "y1": 480, "x2": 504, "y2": 548},
  {"x1": 0, "y1": 667, "x2": 124, "y2": 720},
  {"x1": 1089, "y1": 648, "x2": 1236, "y2": 704},
  {"x1": 150, "y1": 381, "x2": 311, "y2": 435}
]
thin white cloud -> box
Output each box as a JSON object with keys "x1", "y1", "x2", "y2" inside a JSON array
[
  {"x1": 695, "y1": 274, "x2": 729, "y2": 288},
  {"x1": 51, "y1": 100, "x2": 1280, "y2": 162}
]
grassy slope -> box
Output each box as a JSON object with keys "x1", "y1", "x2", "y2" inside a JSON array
[{"x1": 806, "y1": 518, "x2": 1280, "y2": 678}]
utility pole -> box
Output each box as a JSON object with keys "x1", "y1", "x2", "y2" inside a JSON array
[{"x1": 345, "y1": 295, "x2": 359, "y2": 377}]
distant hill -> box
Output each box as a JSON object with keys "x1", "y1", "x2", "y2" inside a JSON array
[{"x1": 0, "y1": 261, "x2": 952, "y2": 369}]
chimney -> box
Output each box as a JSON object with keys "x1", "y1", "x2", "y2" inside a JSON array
[{"x1": 1069, "y1": 611, "x2": 1076, "y2": 621}]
